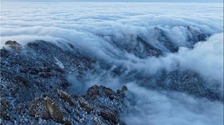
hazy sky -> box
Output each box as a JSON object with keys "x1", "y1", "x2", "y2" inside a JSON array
[{"x1": 1, "y1": 0, "x2": 223, "y2": 2}]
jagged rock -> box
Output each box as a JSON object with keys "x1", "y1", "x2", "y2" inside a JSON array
[
  {"x1": 0, "y1": 35, "x2": 221, "y2": 125},
  {"x1": 0, "y1": 98, "x2": 12, "y2": 121},
  {"x1": 0, "y1": 85, "x2": 127, "y2": 125},
  {"x1": 187, "y1": 26, "x2": 208, "y2": 42},
  {"x1": 29, "y1": 97, "x2": 51, "y2": 120},
  {"x1": 57, "y1": 89, "x2": 75, "y2": 106},
  {"x1": 5, "y1": 40, "x2": 22, "y2": 51},
  {"x1": 44, "y1": 97, "x2": 64, "y2": 122},
  {"x1": 0, "y1": 48, "x2": 9, "y2": 57},
  {"x1": 0, "y1": 40, "x2": 127, "y2": 124},
  {"x1": 87, "y1": 85, "x2": 115, "y2": 100},
  {"x1": 15, "y1": 76, "x2": 30, "y2": 87},
  {"x1": 98, "y1": 110, "x2": 117, "y2": 124},
  {"x1": 122, "y1": 85, "x2": 128, "y2": 91},
  {"x1": 29, "y1": 97, "x2": 64, "y2": 123},
  {"x1": 78, "y1": 98, "x2": 93, "y2": 114}
]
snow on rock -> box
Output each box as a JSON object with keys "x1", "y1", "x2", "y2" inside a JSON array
[
  {"x1": 0, "y1": 85, "x2": 127, "y2": 125},
  {"x1": 54, "y1": 57, "x2": 65, "y2": 69}
]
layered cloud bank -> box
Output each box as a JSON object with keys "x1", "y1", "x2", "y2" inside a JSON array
[
  {"x1": 1, "y1": 2, "x2": 223, "y2": 125},
  {"x1": 124, "y1": 83, "x2": 223, "y2": 125}
]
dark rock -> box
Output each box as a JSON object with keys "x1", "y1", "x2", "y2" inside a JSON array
[
  {"x1": 5, "y1": 40, "x2": 22, "y2": 51},
  {"x1": 122, "y1": 85, "x2": 128, "y2": 91},
  {"x1": 29, "y1": 97, "x2": 64, "y2": 123},
  {"x1": 15, "y1": 76, "x2": 30, "y2": 87},
  {"x1": 98, "y1": 110, "x2": 117, "y2": 124},
  {"x1": 43, "y1": 97, "x2": 64, "y2": 122},
  {"x1": 0, "y1": 98, "x2": 11, "y2": 121},
  {"x1": 57, "y1": 89, "x2": 75, "y2": 106},
  {"x1": 0, "y1": 85, "x2": 126, "y2": 125},
  {"x1": 78, "y1": 98, "x2": 93, "y2": 114},
  {"x1": 29, "y1": 97, "x2": 51, "y2": 120},
  {"x1": 0, "y1": 48, "x2": 9, "y2": 57},
  {"x1": 87, "y1": 85, "x2": 113, "y2": 98}
]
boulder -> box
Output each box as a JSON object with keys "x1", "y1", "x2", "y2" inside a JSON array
[{"x1": 5, "y1": 40, "x2": 22, "y2": 51}]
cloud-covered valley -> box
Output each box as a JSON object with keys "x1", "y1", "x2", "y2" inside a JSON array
[{"x1": 0, "y1": 2, "x2": 223, "y2": 125}]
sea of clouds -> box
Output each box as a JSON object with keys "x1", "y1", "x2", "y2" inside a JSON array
[{"x1": 1, "y1": 2, "x2": 223, "y2": 125}]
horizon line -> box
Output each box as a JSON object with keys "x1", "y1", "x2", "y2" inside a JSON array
[{"x1": 1, "y1": 1, "x2": 223, "y2": 3}]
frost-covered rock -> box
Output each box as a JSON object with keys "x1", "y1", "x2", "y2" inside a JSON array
[
  {"x1": 5, "y1": 40, "x2": 22, "y2": 52},
  {"x1": 0, "y1": 86, "x2": 127, "y2": 125},
  {"x1": 0, "y1": 42, "x2": 127, "y2": 124},
  {"x1": 0, "y1": 28, "x2": 222, "y2": 124}
]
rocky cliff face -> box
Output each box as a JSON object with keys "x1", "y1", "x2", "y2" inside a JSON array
[
  {"x1": 0, "y1": 40, "x2": 127, "y2": 125},
  {"x1": 0, "y1": 85, "x2": 127, "y2": 125},
  {"x1": 0, "y1": 26, "x2": 222, "y2": 124}
]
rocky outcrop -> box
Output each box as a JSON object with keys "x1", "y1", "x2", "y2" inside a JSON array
[
  {"x1": 0, "y1": 34, "x2": 222, "y2": 124},
  {"x1": 101, "y1": 26, "x2": 209, "y2": 59},
  {"x1": 0, "y1": 40, "x2": 127, "y2": 124},
  {"x1": 0, "y1": 85, "x2": 127, "y2": 125},
  {"x1": 0, "y1": 98, "x2": 12, "y2": 121},
  {"x1": 5, "y1": 40, "x2": 22, "y2": 51},
  {"x1": 0, "y1": 40, "x2": 95, "y2": 103}
]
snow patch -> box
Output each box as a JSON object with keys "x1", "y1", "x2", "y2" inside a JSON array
[{"x1": 54, "y1": 57, "x2": 65, "y2": 69}]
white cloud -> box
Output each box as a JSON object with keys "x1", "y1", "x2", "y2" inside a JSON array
[
  {"x1": 123, "y1": 83, "x2": 223, "y2": 125},
  {"x1": 1, "y1": 2, "x2": 223, "y2": 125}
]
